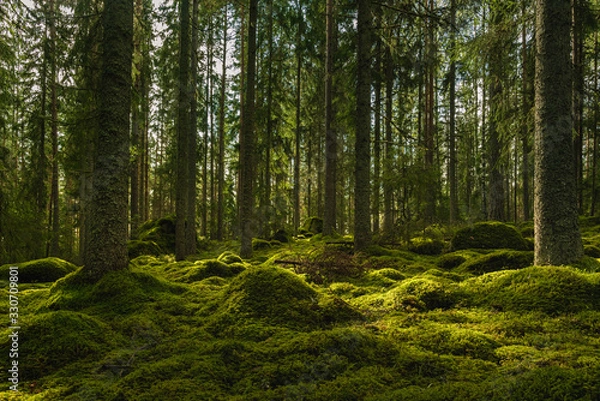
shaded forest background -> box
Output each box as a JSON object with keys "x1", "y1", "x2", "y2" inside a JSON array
[{"x1": 1, "y1": 0, "x2": 599, "y2": 265}]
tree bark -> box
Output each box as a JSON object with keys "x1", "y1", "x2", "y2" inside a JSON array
[
  {"x1": 448, "y1": 0, "x2": 459, "y2": 223},
  {"x1": 354, "y1": 0, "x2": 372, "y2": 251},
  {"x1": 534, "y1": 0, "x2": 583, "y2": 265},
  {"x1": 323, "y1": 0, "x2": 337, "y2": 237},
  {"x1": 83, "y1": 0, "x2": 133, "y2": 280},
  {"x1": 239, "y1": 0, "x2": 258, "y2": 258}
]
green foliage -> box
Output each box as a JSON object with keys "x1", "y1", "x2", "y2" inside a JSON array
[
  {"x1": 408, "y1": 237, "x2": 445, "y2": 255},
  {"x1": 451, "y1": 221, "x2": 530, "y2": 251},
  {"x1": 0, "y1": 257, "x2": 77, "y2": 283},
  {"x1": 464, "y1": 266, "x2": 600, "y2": 314},
  {"x1": 458, "y1": 250, "x2": 534, "y2": 275},
  {"x1": 179, "y1": 259, "x2": 246, "y2": 282},
  {"x1": 217, "y1": 251, "x2": 244, "y2": 264}
]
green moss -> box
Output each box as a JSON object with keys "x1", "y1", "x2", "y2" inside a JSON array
[
  {"x1": 136, "y1": 215, "x2": 176, "y2": 254},
  {"x1": 206, "y1": 266, "x2": 362, "y2": 333},
  {"x1": 584, "y1": 245, "x2": 600, "y2": 258},
  {"x1": 464, "y1": 266, "x2": 600, "y2": 314},
  {"x1": 458, "y1": 250, "x2": 534, "y2": 275},
  {"x1": 389, "y1": 276, "x2": 462, "y2": 311},
  {"x1": 408, "y1": 237, "x2": 445, "y2": 255},
  {"x1": 451, "y1": 221, "x2": 529, "y2": 251},
  {"x1": 0, "y1": 310, "x2": 119, "y2": 379},
  {"x1": 301, "y1": 216, "x2": 323, "y2": 235},
  {"x1": 437, "y1": 253, "x2": 467, "y2": 270},
  {"x1": 252, "y1": 238, "x2": 272, "y2": 250},
  {"x1": 364, "y1": 268, "x2": 406, "y2": 287},
  {"x1": 0, "y1": 257, "x2": 77, "y2": 283},
  {"x1": 127, "y1": 240, "x2": 162, "y2": 259},
  {"x1": 180, "y1": 259, "x2": 246, "y2": 282}
]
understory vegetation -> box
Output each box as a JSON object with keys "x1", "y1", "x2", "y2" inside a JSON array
[{"x1": 2, "y1": 220, "x2": 600, "y2": 400}]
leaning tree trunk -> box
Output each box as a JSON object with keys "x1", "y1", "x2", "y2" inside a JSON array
[
  {"x1": 534, "y1": 0, "x2": 583, "y2": 265},
  {"x1": 83, "y1": 0, "x2": 133, "y2": 280}
]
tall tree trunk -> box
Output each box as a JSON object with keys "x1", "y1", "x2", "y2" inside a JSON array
[
  {"x1": 262, "y1": 0, "x2": 274, "y2": 238},
  {"x1": 383, "y1": 45, "x2": 394, "y2": 236},
  {"x1": 187, "y1": 0, "x2": 199, "y2": 254},
  {"x1": 239, "y1": 0, "x2": 258, "y2": 258},
  {"x1": 216, "y1": 6, "x2": 227, "y2": 241},
  {"x1": 130, "y1": 0, "x2": 143, "y2": 235},
  {"x1": 448, "y1": 0, "x2": 459, "y2": 223},
  {"x1": 83, "y1": 0, "x2": 133, "y2": 279},
  {"x1": 176, "y1": 0, "x2": 191, "y2": 261},
  {"x1": 323, "y1": 0, "x2": 337, "y2": 236},
  {"x1": 488, "y1": 4, "x2": 506, "y2": 222},
  {"x1": 521, "y1": 0, "x2": 531, "y2": 221},
  {"x1": 534, "y1": 0, "x2": 583, "y2": 265},
  {"x1": 294, "y1": 10, "x2": 303, "y2": 234},
  {"x1": 572, "y1": 0, "x2": 584, "y2": 213},
  {"x1": 592, "y1": 33, "x2": 599, "y2": 216},
  {"x1": 354, "y1": 0, "x2": 372, "y2": 251},
  {"x1": 423, "y1": 0, "x2": 436, "y2": 223}
]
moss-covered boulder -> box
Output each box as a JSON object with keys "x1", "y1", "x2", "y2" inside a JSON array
[
  {"x1": 252, "y1": 238, "x2": 272, "y2": 251},
  {"x1": 390, "y1": 276, "x2": 462, "y2": 311},
  {"x1": 207, "y1": 266, "x2": 362, "y2": 332},
  {"x1": 300, "y1": 216, "x2": 323, "y2": 236},
  {"x1": 272, "y1": 229, "x2": 291, "y2": 243},
  {"x1": 217, "y1": 251, "x2": 244, "y2": 265},
  {"x1": 437, "y1": 253, "x2": 468, "y2": 270},
  {"x1": 127, "y1": 240, "x2": 163, "y2": 259},
  {"x1": 458, "y1": 250, "x2": 534, "y2": 275},
  {"x1": 181, "y1": 259, "x2": 246, "y2": 282},
  {"x1": 464, "y1": 266, "x2": 600, "y2": 314},
  {"x1": 0, "y1": 311, "x2": 119, "y2": 379},
  {"x1": 408, "y1": 237, "x2": 445, "y2": 255},
  {"x1": 0, "y1": 257, "x2": 77, "y2": 283},
  {"x1": 136, "y1": 216, "x2": 177, "y2": 254},
  {"x1": 451, "y1": 221, "x2": 529, "y2": 251}
]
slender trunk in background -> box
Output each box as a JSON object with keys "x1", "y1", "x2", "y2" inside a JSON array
[
  {"x1": 187, "y1": 0, "x2": 199, "y2": 254},
  {"x1": 175, "y1": 0, "x2": 191, "y2": 261},
  {"x1": 572, "y1": 0, "x2": 584, "y2": 213},
  {"x1": 239, "y1": 0, "x2": 257, "y2": 258},
  {"x1": 423, "y1": 0, "x2": 436, "y2": 223},
  {"x1": 294, "y1": 9, "x2": 303, "y2": 234},
  {"x1": 323, "y1": 0, "x2": 337, "y2": 236},
  {"x1": 217, "y1": 7, "x2": 227, "y2": 241},
  {"x1": 354, "y1": 0, "x2": 372, "y2": 251},
  {"x1": 383, "y1": 45, "x2": 394, "y2": 235},
  {"x1": 521, "y1": 0, "x2": 531, "y2": 221},
  {"x1": 448, "y1": 0, "x2": 459, "y2": 223}
]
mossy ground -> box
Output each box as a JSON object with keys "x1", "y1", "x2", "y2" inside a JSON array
[{"x1": 2, "y1": 225, "x2": 600, "y2": 400}]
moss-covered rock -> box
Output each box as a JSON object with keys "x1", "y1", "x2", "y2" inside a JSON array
[
  {"x1": 217, "y1": 251, "x2": 244, "y2": 265},
  {"x1": 0, "y1": 257, "x2": 77, "y2": 283},
  {"x1": 300, "y1": 216, "x2": 323, "y2": 236},
  {"x1": 207, "y1": 266, "x2": 362, "y2": 333},
  {"x1": 451, "y1": 221, "x2": 529, "y2": 251},
  {"x1": 252, "y1": 238, "x2": 272, "y2": 251},
  {"x1": 390, "y1": 276, "x2": 462, "y2": 311},
  {"x1": 0, "y1": 310, "x2": 119, "y2": 379},
  {"x1": 437, "y1": 253, "x2": 468, "y2": 270},
  {"x1": 127, "y1": 240, "x2": 163, "y2": 259},
  {"x1": 458, "y1": 250, "x2": 534, "y2": 275},
  {"x1": 181, "y1": 259, "x2": 246, "y2": 282},
  {"x1": 408, "y1": 237, "x2": 445, "y2": 255},
  {"x1": 464, "y1": 266, "x2": 600, "y2": 314},
  {"x1": 272, "y1": 229, "x2": 291, "y2": 243},
  {"x1": 136, "y1": 216, "x2": 177, "y2": 254}
]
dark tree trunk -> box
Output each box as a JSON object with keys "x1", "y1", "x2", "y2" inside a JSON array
[
  {"x1": 354, "y1": 0, "x2": 372, "y2": 251},
  {"x1": 534, "y1": 0, "x2": 583, "y2": 265},
  {"x1": 448, "y1": 0, "x2": 459, "y2": 223},
  {"x1": 239, "y1": 0, "x2": 258, "y2": 258},
  {"x1": 83, "y1": 0, "x2": 133, "y2": 280},
  {"x1": 323, "y1": 0, "x2": 337, "y2": 236},
  {"x1": 216, "y1": 6, "x2": 227, "y2": 241}
]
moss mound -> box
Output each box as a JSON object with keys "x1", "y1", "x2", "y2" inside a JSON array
[
  {"x1": 127, "y1": 239, "x2": 163, "y2": 259},
  {"x1": 46, "y1": 267, "x2": 183, "y2": 314},
  {"x1": 217, "y1": 251, "x2": 244, "y2": 264},
  {"x1": 208, "y1": 266, "x2": 362, "y2": 332},
  {"x1": 252, "y1": 238, "x2": 272, "y2": 250},
  {"x1": 465, "y1": 266, "x2": 600, "y2": 314},
  {"x1": 0, "y1": 257, "x2": 77, "y2": 283},
  {"x1": 451, "y1": 221, "x2": 529, "y2": 251},
  {"x1": 181, "y1": 259, "x2": 246, "y2": 282},
  {"x1": 300, "y1": 216, "x2": 323, "y2": 236},
  {"x1": 0, "y1": 310, "x2": 118, "y2": 379},
  {"x1": 458, "y1": 250, "x2": 534, "y2": 275},
  {"x1": 390, "y1": 276, "x2": 462, "y2": 311},
  {"x1": 136, "y1": 216, "x2": 177, "y2": 254},
  {"x1": 408, "y1": 237, "x2": 445, "y2": 255},
  {"x1": 437, "y1": 253, "x2": 468, "y2": 270}
]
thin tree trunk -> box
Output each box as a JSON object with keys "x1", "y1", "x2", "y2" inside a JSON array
[
  {"x1": 521, "y1": 0, "x2": 531, "y2": 221},
  {"x1": 216, "y1": 6, "x2": 227, "y2": 241},
  {"x1": 572, "y1": 0, "x2": 584, "y2": 212},
  {"x1": 448, "y1": 0, "x2": 459, "y2": 223},
  {"x1": 187, "y1": 0, "x2": 199, "y2": 254},
  {"x1": 239, "y1": 0, "x2": 257, "y2": 258},
  {"x1": 354, "y1": 0, "x2": 372, "y2": 251},
  {"x1": 176, "y1": 0, "x2": 191, "y2": 261},
  {"x1": 294, "y1": 10, "x2": 302, "y2": 234},
  {"x1": 323, "y1": 0, "x2": 337, "y2": 236},
  {"x1": 383, "y1": 45, "x2": 394, "y2": 235}
]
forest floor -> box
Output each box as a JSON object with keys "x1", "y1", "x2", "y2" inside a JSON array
[{"x1": 2, "y1": 220, "x2": 600, "y2": 400}]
